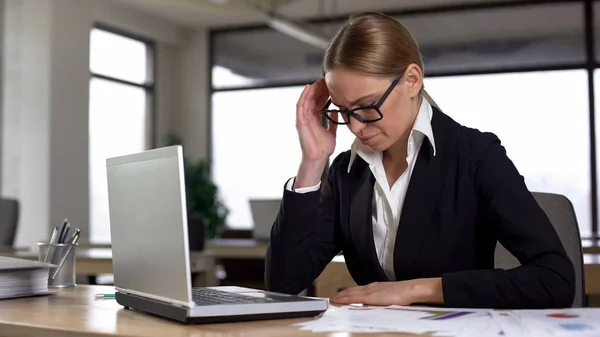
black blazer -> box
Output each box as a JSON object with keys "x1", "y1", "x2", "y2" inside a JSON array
[{"x1": 265, "y1": 106, "x2": 575, "y2": 309}]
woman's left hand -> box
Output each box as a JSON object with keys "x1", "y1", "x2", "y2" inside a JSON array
[{"x1": 329, "y1": 278, "x2": 444, "y2": 306}]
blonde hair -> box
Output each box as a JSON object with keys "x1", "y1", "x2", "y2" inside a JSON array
[{"x1": 322, "y1": 12, "x2": 439, "y2": 109}]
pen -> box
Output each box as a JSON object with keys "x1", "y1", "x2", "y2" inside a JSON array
[
  {"x1": 44, "y1": 227, "x2": 59, "y2": 262},
  {"x1": 49, "y1": 226, "x2": 59, "y2": 244},
  {"x1": 57, "y1": 219, "x2": 68, "y2": 244},
  {"x1": 49, "y1": 228, "x2": 80, "y2": 282},
  {"x1": 94, "y1": 293, "x2": 115, "y2": 299},
  {"x1": 60, "y1": 225, "x2": 70, "y2": 243},
  {"x1": 68, "y1": 228, "x2": 81, "y2": 243}
]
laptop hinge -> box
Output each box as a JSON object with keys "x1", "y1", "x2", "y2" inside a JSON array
[{"x1": 116, "y1": 287, "x2": 194, "y2": 308}]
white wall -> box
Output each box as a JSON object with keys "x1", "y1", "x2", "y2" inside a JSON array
[
  {"x1": 48, "y1": 0, "x2": 92, "y2": 248},
  {"x1": 0, "y1": 0, "x2": 210, "y2": 248},
  {"x1": 2, "y1": 0, "x2": 53, "y2": 248},
  {"x1": 0, "y1": 0, "x2": 4, "y2": 190}
]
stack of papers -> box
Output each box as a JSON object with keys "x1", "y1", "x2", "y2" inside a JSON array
[
  {"x1": 0, "y1": 256, "x2": 54, "y2": 300},
  {"x1": 294, "y1": 304, "x2": 600, "y2": 336}
]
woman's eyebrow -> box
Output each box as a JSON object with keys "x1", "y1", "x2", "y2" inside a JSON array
[
  {"x1": 350, "y1": 93, "x2": 378, "y2": 105},
  {"x1": 332, "y1": 93, "x2": 378, "y2": 108}
]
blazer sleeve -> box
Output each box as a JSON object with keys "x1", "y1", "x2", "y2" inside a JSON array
[
  {"x1": 264, "y1": 156, "x2": 343, "y2": 295},
  {"x1": 441, "y1": 132, "x2": 575, "y2": 309}
]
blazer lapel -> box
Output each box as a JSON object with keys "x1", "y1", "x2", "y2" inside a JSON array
[
  {"x1": 393, "y1": 109, "x2": 453, "y2": 280},
  {"x1": 347, "y1": 158, "x2": 389, "y2": 282}
]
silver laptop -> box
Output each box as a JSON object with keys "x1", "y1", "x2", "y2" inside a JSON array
[
  {"x1": 106, "y1": 145, "x2": 328, "y2": 324},
  {"x1": 249, "y1": 199, "x2": 281, "y2": 241}
]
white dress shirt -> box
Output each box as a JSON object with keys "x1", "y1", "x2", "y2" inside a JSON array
[{"x1": 286, "y1": 96, "x2": 436, "y2": 281}]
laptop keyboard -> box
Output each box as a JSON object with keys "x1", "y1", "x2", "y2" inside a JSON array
[{"x1": 192, "y1": 288, "x2": 274, "y2": 306}]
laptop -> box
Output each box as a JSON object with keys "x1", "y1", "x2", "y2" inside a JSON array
[
  {"x1": 105, "y1": 145, "x2": 328, "y2": 324},
  {"x1": 249, "y1": 199, "x2": 281, "y2": 241}
]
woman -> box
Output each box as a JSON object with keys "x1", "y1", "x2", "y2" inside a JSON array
[{"x1": 265, "y1": 12, "x2": 575, "y2": 309}]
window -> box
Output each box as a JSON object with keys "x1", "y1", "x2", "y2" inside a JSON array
[
  {"x1": 210, "y1": 1, "x2": 600, "y2": 242},
  {"x1": 424, "y1": 70, "x2": 592, "y2": 238},
  {"x1": 212, "y1": 86, "x2": 304, "y2": 228},
  {"x1": 90, "y1": 29, "x2": 148, "y2": 84},
  {"x1": 89, "y1": 27, "x2": 154, "y2": 243},
  {"x1": 333, "y1": 71, "x2": 592, "y2": 238}
]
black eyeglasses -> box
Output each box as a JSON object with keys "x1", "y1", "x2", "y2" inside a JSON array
[{"x1": 321, "y1": 75, "x2": 402, "y2": 125}]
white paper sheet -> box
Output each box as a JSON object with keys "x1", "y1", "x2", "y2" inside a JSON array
[
  {"x1": 294, "y1": 304, "x2": 600, "y2": 337},
  {"x1": 511, "y1": 309, "x2": 600, "y2": 336},
  {"x1": 294, "y1": 304, "x2": 500, "y2": 336}
]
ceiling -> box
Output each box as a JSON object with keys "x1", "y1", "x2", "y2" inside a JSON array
[
  {"x1": 108, "y1": 0, "x2": 593, "y2": 88},
  {"x1": 111, "y1": 0, "x2": 523, "y2": 29},
  {"x1": 206, "y1": 1, "x2": 588, "y2": 87}
]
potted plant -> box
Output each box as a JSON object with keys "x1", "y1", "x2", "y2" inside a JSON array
[{"x1": 163, "y1": 134, "x2": 229, "y2": 250}]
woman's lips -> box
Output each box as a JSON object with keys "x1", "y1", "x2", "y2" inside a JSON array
[{"x1": 359, "y1": 134, "x2": 378, "y2": 145}]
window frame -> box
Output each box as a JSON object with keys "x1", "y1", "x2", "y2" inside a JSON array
[
  {"x1": 88, "y1": 24, "x2": 157, "y2": 243},
  {"x1": 90, "y1": 23, "x2": 157, "y2": 149},
  {"x1": 208, "y1": 0, "x2": 600, "y2": 244}
]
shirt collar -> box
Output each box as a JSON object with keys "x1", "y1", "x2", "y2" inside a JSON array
[{"x1": 347, "y1": 96, "x2": 436, "y2": 173}]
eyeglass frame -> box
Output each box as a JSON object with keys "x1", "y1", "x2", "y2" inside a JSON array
[{"x1": 321, "y1": 75, "x2": 402, "y2": 125}]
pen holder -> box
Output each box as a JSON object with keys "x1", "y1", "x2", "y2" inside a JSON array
[{"x1": 37, "y1": 242, "x2": 77, "y2": 288}]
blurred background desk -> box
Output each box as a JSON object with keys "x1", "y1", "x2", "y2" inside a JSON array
[
  {"x1": 0, "y1": 248, "x2": 216, "y2": 287},
  {"x1": 205, "y1": 237, "x2": 268, "y2": 290},
  {"x1": 206, "y1": 238, "x2": 268, "y2": 259}
]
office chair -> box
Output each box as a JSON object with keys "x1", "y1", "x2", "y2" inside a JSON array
[
  {"x1": 494, "y1": 192, "x2": 585, "y2": 307},
  {"x1": 0, "y1": 198, "x2": 19, "y2": 247}
]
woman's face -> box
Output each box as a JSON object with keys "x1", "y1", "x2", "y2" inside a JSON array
[{"x1": 324, "y1": 65, "x2": 423, "y2": 152}]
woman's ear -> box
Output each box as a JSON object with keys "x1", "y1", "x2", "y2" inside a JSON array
[{"x1": 403, "y1": 64, "x2": 423, "y2": 98}]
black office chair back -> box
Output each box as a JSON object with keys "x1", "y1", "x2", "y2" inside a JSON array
[
  {"x1": 494, "y1": 192, "x2": 585, "y2": 308},
  {"x1": 0, "y1": 198, "x2": 19, "y2": 247}
]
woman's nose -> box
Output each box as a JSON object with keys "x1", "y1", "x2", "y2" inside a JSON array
[{"x1": 347, "y1": 118, "x2": 367, "y2": 135}]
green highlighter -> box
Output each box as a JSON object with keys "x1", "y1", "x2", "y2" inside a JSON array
[{"x1": 94, "y1": 293, "x2": 116, "y2": 299}]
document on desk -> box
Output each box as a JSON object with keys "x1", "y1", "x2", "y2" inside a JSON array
[
  {"x1": 294, "y1": 304, "x2": 499, "y2": 336},
  {"x1": 294, "y1": 304, "x2": 600, "y2": 336},
  {"x1": 509, "y1": 309, "x2": 600, "y2": 336}
]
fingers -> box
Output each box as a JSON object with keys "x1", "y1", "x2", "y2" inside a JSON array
[
  {"x1": 330, "y1": 292, "x2": 367, "y2": 305},
  {"x1": 310, "y1": 78, "x2": 336, "y2": 136},
  {"x1": 308, "y1": 78, "x2": 328, "y2": 109},
  {"x1": 328, "y1": 112, "x2": 338, "y2": 138},
  {"x1": 314, "y1": 79, "x2": 330, "y2": 111},
  {"x1": 313, "y1": 77, "x2": 327, "y2": 92},
  {"x1": 304, "y1": 80, "x2": 319, "y2": 111},
  {"x1": 297, "y1": 79, "x2": 329, "y2": 127},
  {"x1": 296, "y1": 84, "x2": 311, "y2": 126},
  {"x1": 329, "y1": 285, "x2": 368, "y2": 304},
  {"x1": 329, "y1": 282, "x2": 390, "y2": 305}
]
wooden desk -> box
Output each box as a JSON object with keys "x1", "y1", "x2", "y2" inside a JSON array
[
  {"x1": 0, "y1": 285, "x2": 408, "y2": 337},
  {"x1": 584, "y1": 254, "x2": 600, "y2": 305},
  {"x1": 0, "y1": 248, "x2": 217, "y2": 287}
]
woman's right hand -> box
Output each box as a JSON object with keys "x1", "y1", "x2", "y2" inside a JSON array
[
  {"x1": 296, "y1": 78, "x2": 337, "y2": 163},
  {"x1": 294, "y1": 78, "x2": 338, "y2": 188}
]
